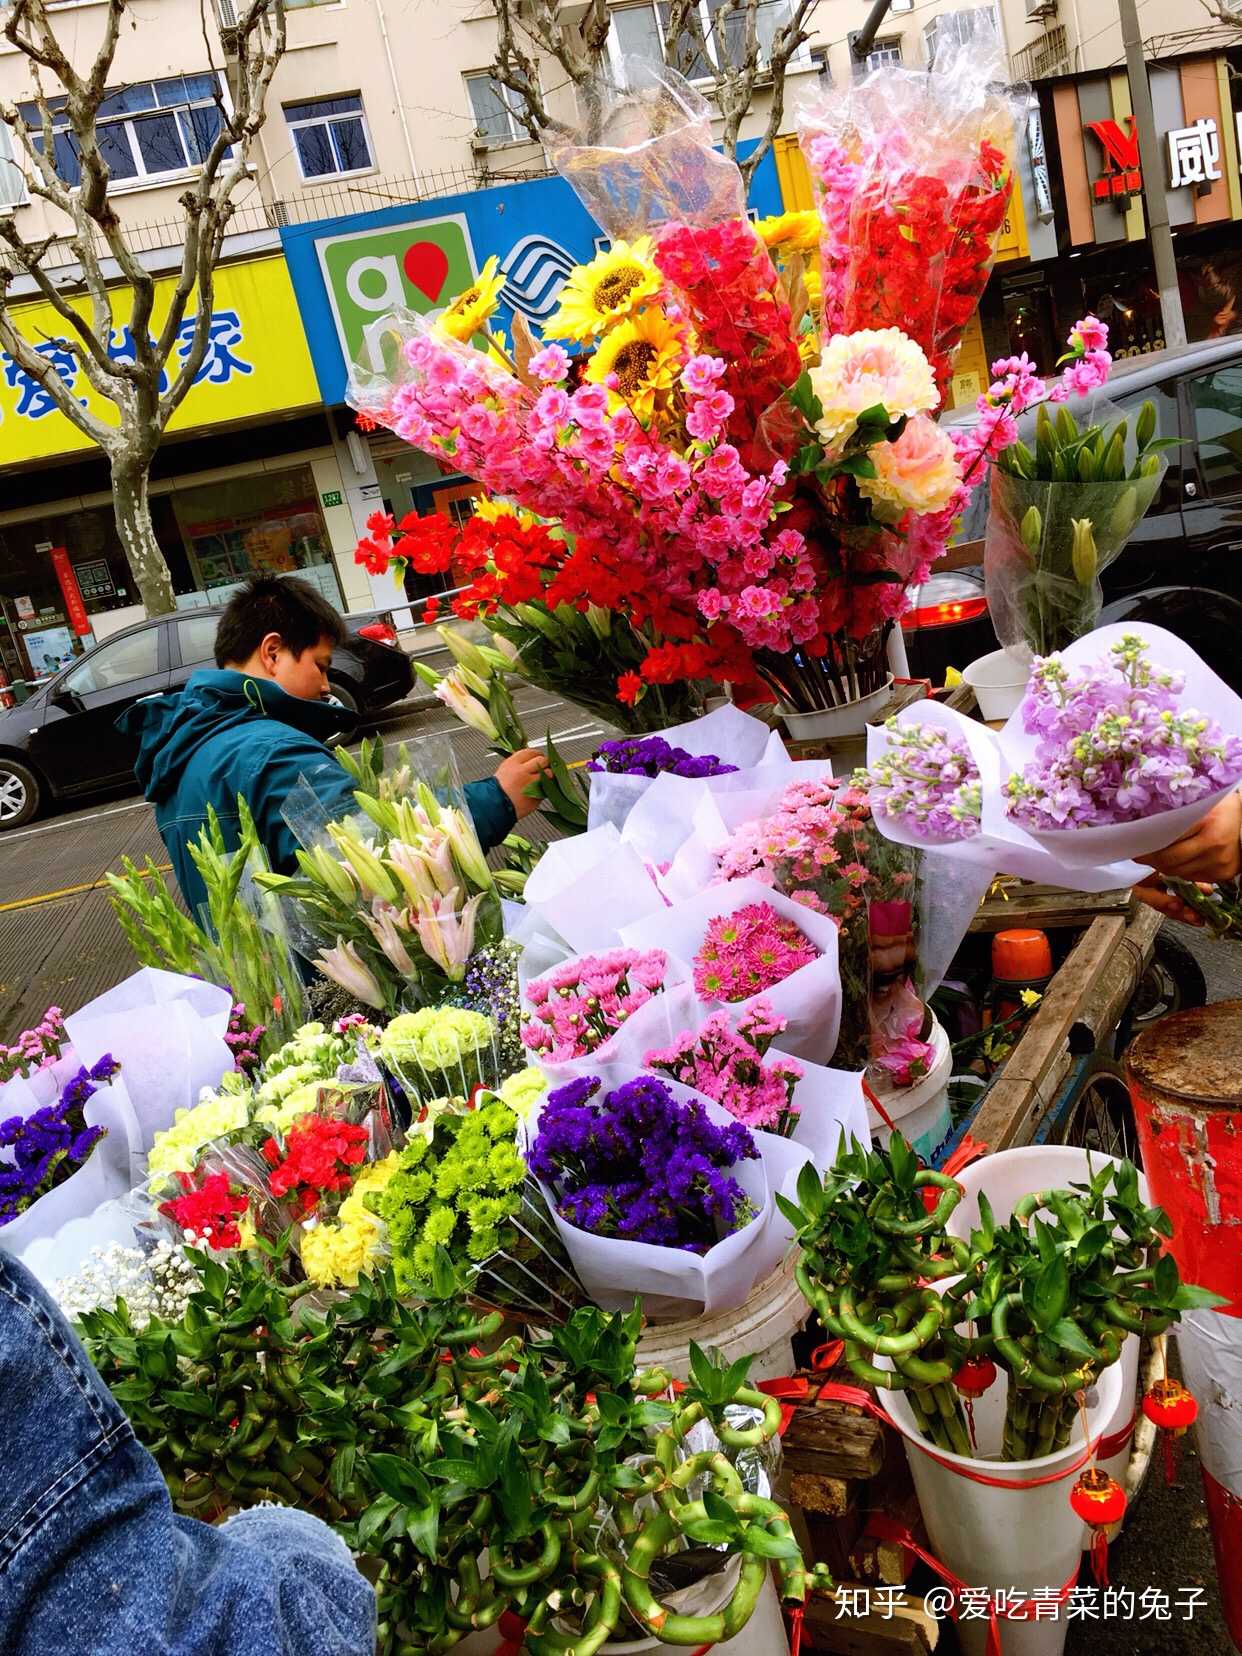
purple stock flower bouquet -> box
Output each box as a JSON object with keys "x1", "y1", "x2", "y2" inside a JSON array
[
  {"x1": 527, "y1": 1073, "x2": 758, "y2": 1252},
  {"x1": 0, "y1": 1054, "x2": 118, "y2": 1225},
  {"x1": 861, "y1": 720, "x2": 982, "y2": 843},
  {"x1": 644, "y1": 1000, "x2": 803, "y2": 1136},
  {"x1": 588, "y1": 736, "x2": 739, "y2": 780},
  {"x1": 1003, "y1": 635, "x2": 1242, "y2": 832}
]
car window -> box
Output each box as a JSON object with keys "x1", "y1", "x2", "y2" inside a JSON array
[
  {"x1": 1114, "y1": 376, "x2": 1181, "y2": 513},
  {"x1": 176, "y1": 614, "x2": 218, "y2": 667},
  {"x1": 62, "y1": 628, "x2": 159, "y2": 695},
  {"x1": 1187, "y1": 367, "x2": 1242, "y2": 498}
]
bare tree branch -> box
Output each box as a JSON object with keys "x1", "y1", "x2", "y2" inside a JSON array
[
  {"x1": 1200, "y1": 0, "x2": 1242, "y2": 24},
  {"x1": 486, "y1": 0, "x2": 819, "y2": 189},
  {"x1": 0, "y1": 0, "x2": 286, "y2": 615}
]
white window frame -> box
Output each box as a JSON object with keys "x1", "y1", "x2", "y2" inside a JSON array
[
  {"x1": 463, "y1": 71, "x2": 532, "y2": 149},
  {"x1": 865, "y1": 36, "x2": 903, "y2": 70},
  {"x1": 0, "y1": 119, "x2": 28, "y2": 211},
  {"x1": 606, "y1": 1, "x2": 813, "y2": 87},
  {"x1": 20, "y1": 73, "x2": 233, "y2": 193},
  {"x1": 284, "y1": 94, "x2": 375, "y2": 181}
]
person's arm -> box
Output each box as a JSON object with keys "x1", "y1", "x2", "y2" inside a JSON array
[
  {"x1": 1134, "y1": 792, "x2": 1242, "y2": 925},
  {"x1": 246, "y1": 739, "x2": 360, "y2": 876},
  {"x1": 467, "y1": 750, "x2": 552, "y2": 854}
]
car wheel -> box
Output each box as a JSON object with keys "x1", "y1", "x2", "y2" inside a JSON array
[
  {"x1": 326, "y1": 679, "x2": 362, "y2": 743},
  {"x1": 0, "y1": 758, "x2": 40, "y2": 829},
  {"x1": 327, "y1": 679, "x2": 360, "y2": 717}
]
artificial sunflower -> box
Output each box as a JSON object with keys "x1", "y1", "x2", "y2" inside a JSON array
[
  {"x1": 473, "y1": 496, "x2": 540, "y2": 530},
  {"x1": 755, "y1": 210, "x2": 822, "y2": 255},
  {"x1": 585, "y1": 308, "x2": 684, "y2": 422},
  {"x1": 544, "y1": 237, "x2": 663, "y2": 342},
  {"x1": 436, "y1": 255, "x2": 505, "y2": 344}
]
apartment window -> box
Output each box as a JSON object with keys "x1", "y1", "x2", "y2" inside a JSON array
[
  {"x1": 285, "y1": 95, "x2": 373, "y2": 179},
  {"x1": 866, "y1": 37, "x2": 903, "y2": 69},
  {"x1": 464, "y1": 73, "x2": 528, "y2": 147},
  {"x1": 609, "y1": 1, "x2": 810, "y2": 85},
  {"x1": 18, "y1": 75, "x2": 229, "y2": 189},
  {"x1": 892, "y1": 0, "x2": 914, "y2": 9},
  {"x1": 0, "y1": 121, "x2": 27, "y2": 209}
]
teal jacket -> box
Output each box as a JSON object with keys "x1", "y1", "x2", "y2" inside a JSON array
[{"x1": 118, "y1": 670, "x2": 515, "y2": 920}]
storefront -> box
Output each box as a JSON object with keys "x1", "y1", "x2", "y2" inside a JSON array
[
  {"x1": 0, "y1": 253, "x2": 370, "y2": 681},
  {"x1": 972, "y1": 51, "x2": 1242, "y2": 376}
]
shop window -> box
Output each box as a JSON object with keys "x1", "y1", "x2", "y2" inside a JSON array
[
  {"x1": 176, "y1": 614, "x2": 218, "y2": 667},
  {"x1": 608, "y1": 2, "x2": 810, "y2": 86},
  {"x1": 63, "y1": 628, "x2": 159, "y2": 695},
  {"x1": 171, "y1": 466, "x2": 340, "y2": 603},
  {"x1": 464, "y1": 73, "x2": 530, "y2": 147},
  {"x1": 18, "y1": 75, "x2": 231, "y2": 190},
  {"x1": 1187, "y1": 369, "x2": 1242, "y2": 499},
  {"x1": 284, "y1": 95, "x2": 373, "y2": 179}
]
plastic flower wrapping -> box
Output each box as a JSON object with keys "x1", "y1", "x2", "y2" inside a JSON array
[{"x1": 348, "y1": 38, "x2": 1021, "y2": 724}]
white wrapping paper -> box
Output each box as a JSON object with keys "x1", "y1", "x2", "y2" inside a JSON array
[
  {"x1": 865, "y1": 699, "x2": 1145, "y2": 891},
  {"x1": 522, "y1": 1065, "x2": 809, "y2": 1318},
  {"x1": 658, "y1": 762, "x2": 837, "y2": 903},
  {"x1": 65, "y1": 968, "x2": 233, "y2": 1169},
  {"x1": 618, "y1": 877, "x2": 842, "y2": 1064},
  {"x1": 586, "y1": 704, "x2": 791, "y2": 853},
  {"x1": 519, "y1": 825, "x2": 669, "y2": 952},
  {"x1": 995, "y1": 623, "x2": 1242, "y2": 865}
]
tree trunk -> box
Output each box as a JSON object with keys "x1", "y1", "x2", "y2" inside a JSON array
[{"x1": 111, "y1": 456, "x2": 177, "y2": 617}]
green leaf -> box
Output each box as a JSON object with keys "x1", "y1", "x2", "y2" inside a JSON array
[
  {"x1": 162, "y1": 1389, "x2": 215, "y2": 1417},
  {"x1": 704, "y1": 1489, "x2": 736, "y2": 1524},
  {"x1": 790, "y1": 442, "x2": 823, "y2": 476},
  {"x1": 1030, "y1": 1257, "x2": 1070, "y2": 1333},
  {"x1": 1075, "y1": 1222, "x2": 1110, "y2": 1267},
  {"x1": 787, "y1": 369, "x2": 823, "y2": 425},
  {"x1": 1154, "y1": 1253, "x2": 1180, "y2": 1303},
  {"x1": 739, "y1": 1526, "x2": 802, "y2": 1560},
  {"x1": 427, "y1": 1457, "x2": 490, "y2": 1490},
  {"x1": 356, "y1": 1494, "x2": 397, "y2": 1546},
  {"x1": 366, "y1": 1451, "x2": 432, "y2": 1507},
  {"x1": 1049, "y1": 1317, "x2": 1099, "y2": 1361},
  {"x1": 684, "y1": 1519, "x2": 736, "y2": 1546},
  {"x1": 775, "y1": 1192, "x2": 806, "y2": 1231},
  {"x1": 1033, "y1": 1217, "x2": 1058, "y2": 1266},
  {"x1": 833, "y1": 452, "x2": 877, "y2": 480},
  {"x1": 888, "y1": 1132, "x2": 917, "y2": 1193},
  {"x1": 688, "y1": 1342, "x2": 715, "y2": 1399},
  {"x1": 1172, "y1": 1283, "x2": 1230, "y2": 1311},
  {"x1": 406, "y1": 1501, "x2": 441, "y2": 1561},
  {"x1": 796, "y1": 1159, "x2": 823, "y2": 1215}
]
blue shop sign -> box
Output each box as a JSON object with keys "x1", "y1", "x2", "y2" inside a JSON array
[{"x1": 280, "y1": 143, "x2": 784, "y2": 407}]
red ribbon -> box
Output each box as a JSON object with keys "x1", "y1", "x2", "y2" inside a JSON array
[
  {"x1": 756, "y1": 1348, "x2": 847, "y2": 1436},
  {"x1": 865, "y1": 1517, "x2": 1079, "y2": 1656},
  {"x1": 1096, "y1": 1412, "x2": 1136, "y2": 1463},
  {"x1": 862, "y1": 1078, "x2": 901, "y2": 1135},
  {"x1": 939, "y1": 1132, "x2": 991, "y2": 1180},
  {"x1": 787, "y1": 1602, "x2": 803, "y2": 1656}
]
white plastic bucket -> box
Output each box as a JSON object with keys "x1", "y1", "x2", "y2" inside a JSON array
[
  {"x1": 780, "y1": 677, "x2": 894, "y2": 741},
  {"x1": 883, "y1": 1360, "x2": 1123, "y2": 1656},
  {"x1": 635, "y1": 1252, "x2": 809, "y2": 1384},
  {"x1": 962, "y1": 647, "x2": 1031, "y2": 721},
  {"x1": 867, "y1": 1015, "x2": 952, "y2": 1160},
  {"x1": 947, "y1": 1146, "x2": 1147, "y2": 1508}
]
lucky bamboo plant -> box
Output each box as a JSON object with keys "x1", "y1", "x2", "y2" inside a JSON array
[
  {"x1": 106, "y1": 800, "x2": 306, "y2": 1060},
  {"x1": 785, "y1": 1137, "x2": 1223, "y2": 1461},
  {"x1": 79, "y1": 1247, "x2": 821, "y2": 1654}
]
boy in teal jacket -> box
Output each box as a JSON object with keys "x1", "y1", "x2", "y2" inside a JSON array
[{"x1": 120, "y1": 576, "x2": 547, "y2": 917}]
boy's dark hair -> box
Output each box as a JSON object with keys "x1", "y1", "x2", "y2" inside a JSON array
[{"x1": 214, "y1": 575, "x2": 346, "y2": 667}]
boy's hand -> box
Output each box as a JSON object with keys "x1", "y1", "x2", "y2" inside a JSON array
[
  {"x1": 1133, "y1": 875, "x2": 1205, "y2": 927},
  {"x1": 497, "y1": 749, "x2": 552, "y2": 820},
  {"x1": 1136, "y1": 791, "x2": 1242, "y2": 884}
]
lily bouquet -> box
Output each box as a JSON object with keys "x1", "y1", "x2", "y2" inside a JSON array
[{"x1": 256, "y1": 743, "x2": 503, "y2": 1012}]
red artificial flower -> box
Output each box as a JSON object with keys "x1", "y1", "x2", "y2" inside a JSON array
[
  {"x1": 617, "y1": 671, "x2": 643, "y2": 707},
  {"x1": 422, "y1": 595, "x2": 440, "y2": 624},
  {"x1": 355, "y1": 537, "x2": 392, "y2": 577},
  {"x1": 264, "y1": 1114, "x2": 368, "y2": 1218},
  {"x1": 392, "y1": 512, "x2": 458, "y2": 575},
  {"x1": 159, "y1": 1171, "x2": 249, "y2": 1250},
  {"x1": 366, "y1": 510, "x2": 395, "y2": 539}
]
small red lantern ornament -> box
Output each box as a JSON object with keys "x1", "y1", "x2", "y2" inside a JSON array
[
  {"x1": 1070, "y1": 1468, "x2": 1126, "y2": 1585},
  {"x1": 1142, "y1": 1378, "x2": 1198, "y2": 1433},
  {"x1": 953, "y1": 1356, "x2": 998, "y2": 1398}
]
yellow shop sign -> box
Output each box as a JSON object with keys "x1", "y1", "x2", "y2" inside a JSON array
[{"x1": 0, "y1": 256, "x2": 320, "y2": 466}]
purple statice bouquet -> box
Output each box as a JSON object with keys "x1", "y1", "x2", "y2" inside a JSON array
[
  {"x1": 0, "y1": 1054, "x2": 118, "y2": 1225},
  {"x1": 0, "y1": 1006, "x2": 68, "y2": 1084},
  {"x1": 862, "y1": 720, "x2": 982, "y2": 843},
  {"x1": 527, "y1": 1072, "x2": 757, "y2": 1251},
  {"x1": 1003, "y1": 635, "x2": 1242, "y2": 832},
  {"x1": 520, "y1": 948, "x2": 668, "y2": 1064},
  {"x1": 588, "y1": 736, "x2": 739, "y2": 780},
  {"x1": 693, "y1": 902, "x2": 819, "y2": 1004},
  {"x1": 644, "y1": 1000, "x2": 803, "y2": 1136}
]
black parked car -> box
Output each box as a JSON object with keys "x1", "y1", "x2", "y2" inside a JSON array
[
  {"x1": 0, "y1": 604, "x2": 413, "y2": 829},
  {"x1": 903, "y1": 335, "x2": 1242, "y2": 687}
]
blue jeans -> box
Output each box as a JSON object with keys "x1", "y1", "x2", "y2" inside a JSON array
[{"x1": 0, "y1": 1251, "x2": 376, "y2": 1654}]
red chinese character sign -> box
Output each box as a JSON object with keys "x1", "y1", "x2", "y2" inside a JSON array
[
  {"x1": 48, "y1": 546, "x2": 91, "y2": 635},
  {"x1": 1086, "y1": 116, "x2": 1143, "y2": 206}
]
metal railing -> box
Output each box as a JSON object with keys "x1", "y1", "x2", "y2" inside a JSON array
[
  {"x1": 1012, "y1": 24, "x2": 1076, "y2": 83},
  {"x1": 2, "y1": 161, "x2": 558, "y2": 273}
]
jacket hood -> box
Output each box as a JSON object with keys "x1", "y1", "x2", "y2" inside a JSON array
[{"x1": 118, "y1": 669, "x2": 347, "y2": 806}]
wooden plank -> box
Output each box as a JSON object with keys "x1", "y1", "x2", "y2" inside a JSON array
[
  {"x1": 806, "y1": 1587, "x2": 940, "y2": 1655},
  {"x1": 783, "y1": 1392, "x2": 887, "y2": 1482},
  {"x1": 1069, "y1": 902, "x2": 1162, "y2": 1050},
  {"x1": 969, "y1": 881, "x2": 1133, "y2": 933},
  {"x1": 967, "y1": 915, "x2": 1128, "y2": 1150}
]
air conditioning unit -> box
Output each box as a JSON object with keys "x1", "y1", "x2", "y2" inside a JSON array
[
  {"x1": 470, "y1": 130, "x2": 494, "y2": 155},
  {"x1": 518, "y1": 0, "x2": 592, "y2": 26},
  {"x1": 1025, "y1": 0, "x2": 1058, "y2": 19}
]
